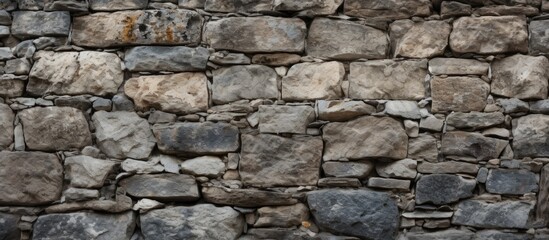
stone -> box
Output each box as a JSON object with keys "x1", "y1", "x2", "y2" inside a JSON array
[
  {"x1": 209, "y1": 52, "x2": 250, "y2": 65},
  {"x1": 92, "y1": 98, "x2": 112, "y2": 111},
  {"x1": 19, "y1": 107, "x2": 92, "y2": 151},
  {"x1": 258, "y1": 105, "x2": 315, "y2": 134},
  {"x1": 418, "y1": 161, "x2": 479, "y2": 174},
  {"x1": 132, "y1": 198, "x2": 164, "y2": 212},
  {"x1": 491, "y1": 54, "x2": 549, "y2": 99},
  {"x1": 282, "y1": 61, "x2": 344, "y2": 100},
  {"x1": 446, "y1": 112, "x2": 504, "y2": 130},
  {"x1": 442, "y1": 131, "x2": 508, "y2": 161},
  {"x1": 416, "y1": 174, "x2": 476, "y2": 205},
  {"x1": 0, "y1": 103, "x2": 14, "y2": 149},
  {"x1": 125, "y1": 46, "x2": 209, "y2": 72},
  {"x1": 401, "y1": 211, "x2": 454, "y2": 219},
  {"x1": 28, "y1": 51, "x2": 124, "y2": 96},
  {"x1": 431, "y1": 76, "x2": 490, "y2": 112},
  {"x1": 240, "y1": 134, "x2": 322, "y2": 187},
  {"x1": 72, "y1": 9, "x2": 203, "y2": 47},
  {"x1": 537, "y1": 164, "x2": 549, "y2": 225},
  {"x1": 323, "y1": 116, "x2": 408, "y2": 160},
  {"x1": 0, "y1": 151, "x2": 63, "y2": 205},
  {"x1": 45, "y1": 195, "x2": 132, "y2": 213},
  {"x1": 452, "y1": 200, "x2": 534, "y2": 229},
  {"x1": 119, "y1": 174, "x2": 199, "y2": 202},
  {"x1": 90, "y1": 0, "x2": 148, "y2": 11},
  {"x1": 180, "y1": 156, "x2": 225, "y2": 178},
  {"x1": 13, "y1": 124, "x2": 24, "y2": 151},
  {"x1": 376, "y1": 159, "x2": 417, "y2": 179},
  {"x1": 5, "y1": 58, "x2": 31, "y2": 75},
  {"x1": 0, "y1": 213, "x2": 20, "y2": 240},
  {"x1": 255, "y1": 203, "x2": 309, "y2": 227},
  {"x1": 316, "y1": 100, "x2": 376, "y2": 122},
  {"x1": 390, "y1": 20, "x2": 450, "y2": 58},
  {"x1": 202, "y1": 186, "x2": 298, "y2": 207},
  {"x1": 211, "y1": 65, "x2": 278, "y2": 104},
  {"x1": 0, "y1": 10, "x2": 10, "y2": 25},
  {"x1": 11, "y1": 11, "x2": 70, "y2": 39},
  {"x1": 306, "y1": 18, "x2": 388, "y2": 60},
  {"x1": 367, "y1": 177, "x2": 411, "y2": 190},
  {"x1": 474, "y1": 5, "x2": 539, "y2": 16},
  {"x1": 240, "y1": 228, "x2": 314, "y2": 240},
  {"x1": 486, "y1": 169, "x2": 538, "y2": 195},
  {"x1": 273, "y1": 0, "x2": 343, "y2": 16},
  {"x1": 406, "y1": 229, "x2": 474, "y2": 240},
  {"x1": 14, "y1": 40, "x2": 35, "y2": 59},
  {"x1": 349, "y1": 60, "x2": 427, "y2": 100},
  {"x1": 124, "y1": 73, "x2": 209, "y2": 114},
  {"x1": 112, "y1": 94, "x2": 135, "y2": 111},
  {"x1": 318, "y1": 177, "x2": 362, "y2": 187},
  {"x1": 44, "y1": 0, "x2": 89, "y2": 11},
  {"x1": 140, "y1": 204, "x2": 244, "y2": 240},
  {"x1": 54, "y1": 96, "x2": 91, "y2": 111},
  {"x1": 344, "y1": 0, "x2": 431, "y2": 20},
  {"x1": 441, "y1": 1, "x2": 472, "y2": 18},
  {"x1": 450, "y1": 16, "x2": 528, "y2": 54},
  {"x1": 65, "y1": 155, "x2": 116, "y2": 188},
  {"x1": 148, "y1": 111, "x2": 177, "y2": 124},
  {"x1": 63, "y1": 188, "x2": 100, "y2": 202},
  {"x1": 251, "y1": 53, "x2": 301, "y2": 66},
  {"x1": 32, "y1": 212, "x2": 135, "y2": 240},
  {"x1": 429, "y1": 58, "x2": 490, "y2": 75},
  {"x1": 0, "y1": 79, "x2": 25, "y2": 98},
  {"x1": 530, "y1": 99, "x2": 549, "y2": 114},
  {"x1": 475, "y1": 230, "x2": 531, "y2": 240},
  {"x1": 513, "y1": 115, "x2": 549, "y2": 158},
  {"x1": 384, "y1": 101, "x2": 421, "y2": 119},
  {"x1": 530, "y1": 20, "x2": 549, "y2": 55},
  {"x1": 204, "y1": 0, "x2": 272, "y2": 12},
  {"x1": 121, "y1": 159, "x2": 164, "y2": 174},
  {"x1": 18, "y1": 0, "x2": 44, "y2": 10},
  {"x1": 322, "y1": 161, "x2": 374, "y2": 179},
  {"x1": 498, "y1": 98, "x2": 529, "y2": 114},
  {"x1": 204, "y1": 16, "x2": 306, "y2": 53},
  {"x1": 404, "y1": 120, "x2": 419, "y2": 137},
  {"x1": 307, "y1": 189, "x2": 399, "y2": 240},
  {"x1": 482, "y1": 128, "x2": 510, "y2": 139},
  {"x1": 93, "y1": 111, "x2": 155, "y2": 159}
]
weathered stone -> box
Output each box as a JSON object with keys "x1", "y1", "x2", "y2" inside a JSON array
[
  {"x1": 431, "y1": 76, "x2": 490, "y2": 112},
  {"x1": 474, "y1": 230, "x2": 531, "y2": 240},
  {"x1": 180, "y1": 156, "x2": 225, "y2": 178},
  {"x1": 258, "y1": 105, "x2": 315, "y2": 134},
  {"x1": 240, "y1": 134, "x2": 322, "y2": 187},
  {"x1": 46, "y1": 196, "x2": 133, "y2": 214},
  {"x1": 344, "y1": 0, "x2": 431, "y2": 20},
  {"x1": 367, "y1": 177, "x2": 411, "y2": 190},
  {"x1": 148, "y1": 111, "x2": 177, "y2": 124},
  {"x1": 0, "y1": 151, "x2": 62, "y2": 205},
  {"x1": 202, "y1": 186, "x2": 298, "y2": 207},
  {"x1": 421, "y1": 115, "x2": 444, "y2": 132},
  {"x1": 273, "y1": 0, "x2": 342, "y2": 16},
  {"x1": 306, "y1": 18, "x2": 388, "y2": 60},
  {"x1": 0, "y1": 103, "x2": 13, "y2": 149},
  {"x1": 90, "y1": 0, "x2": 148, "y2": 11},
  {"x1": 416, "y1": 174, "x2": 476, "y2": 205},
  {"x1": 322, "y1": 161, "x2": 374, "y2": 179},
  {"x1": 28, "y1": 51, "x2": 124, "y2": 96},
  {"x1": 401, "y1": 211, "x2": 454, "y2": 219},
  {"x1": 474, "y1": 5, "x2": 539, "y2": 16},
  {"x1": 153, "y1": 122, "x2": 239, "y2": 156},
  {"x1": 204, "y1": 0, "x2": 271, "y2": 12},
  {"x1": 349, "y1": 60, "x2": 427, "y2": 100},
  {"x1": 251, "y1": 53, "x2": 301, "y2": 66},
  {"x1": 19, "y1": 107, "x2": 92, "y2": 151},
  {"x1": 44, "y1": 0, "x2": 89, "y2": 11},
  {"x1": 418, "y1": 161, "x2": 479, "y2": 174},
  {"x1": 18, "y1": 0, "x2": 44, "y2": 10},
  {"x1": 240, "y1": 228, "x2": 324, "y2": 240},
  {"x1": 404, "y1": 120, "x2": 419, "y2": 137},
  {"x1": 318, "y1": 177, "x2": 362, "y2": 187},
  {"x1": 486, "y1": 169, "x2": 538, "y2": 195},
  {"x1": 255, "y1": 203, "x2": 309, "y2": 227},
  {"x1": 446, "y1": 112, "x2": 505, "y2": 130},
  {"x1": 282, "y1": 61, "x2": 344, "y2": 100},
  {"x1": 429, "y1": 58, "x2": 489, "y2": 75},
  {"x1": 537, "y1": 164, "x2": 549, "y2": 225},
  {"x1": 65, "y1": 156, "x2": 116, "y2": 188},
  {"x1": 0, "y1": 79, "x2": 25, "y2": 98},
  {"x1": 513, "y1": 114, "x2": 549, "y2": 158},
  {"x1": 33, "y1": 212, "x2": 135, "y2": 240},
  {"x1": 390, "y1": 20, "x2": 450, "y2": 58},
  {"x1": 0, "y1": 213, "x2": 20, "y2": 240},
  {"x1": 141, "y1": 204, "x2": 244, "y2": 240},
  {"x1": 204, "y1": 16, "x2": 306, "y2": 53},
  {"x1": 530, "y1": 20, "x2": 549, "y2": 55},
  {"x1": 125, "y1": 46, "x2": 209, "y2": 72},
  {"x1": 316, "y1": 100, "x2": 375, "y2": 122},
  {"x1": 72, "y1": 9, "x2": 203, "y2": 47},
  {"x1": 5, "y1": 58, "x2": 30, "y2": 75},
  {"x1": 452, "y1": 200, "x2": 534, "y2": 229},
  {"x1": 63, "y1": 188, "x2": 100, "y2": 202},
  {"x1": 121, "y1": 159, "x2": 164, "y2": 174},
  {"x1": 442, "y1": 131, "x2": 507, "y2": 161},
  {"x1": 307, "y1": 189, "x2": 399, "y2": 240},
  {"x1": 441, "y1": 1, "x2": 472, "y2": 18},
  {"x1": 119, "y1": 174, "x2": 199, "y2": 202},
  {"x1": 491, "y1": 54, "x2": 549, "y2": 99},
  {"x1": 212, "y1": 65, "x2": 278, "y2": 104},
  {"x1": 384, "y1": 101, "x2": 421, "y2": 119},
  {"x1": 530, "y1": 99, "x2": 549, "y2": 114},
  {"x1": 54, "y1": 96, "x2": 91, "y2": 111},
  {"x1": 406, "y1": 229, "x2": 474, "y2": 240},
  {"x1": 112, "y1": 94, "x2": 135, "y2": 111},
  {"x1": 209, "y1": 52, "x2": 250, "y2": 65},
  {"x1": 12, "y1": 11, "x2": 70, "y2": 39},
  {"x1": 450, "y1": 16, "x2": 528, "y2": 54},
  {"x1": 376, "y1": 159, "x2": 417, "y2": 179},
  {"x1": 323, "y1": 116, "x2": 408, "y2": 160},
  {"x1": 125, "y1": 73, "x2": 208, "y2": 114}
]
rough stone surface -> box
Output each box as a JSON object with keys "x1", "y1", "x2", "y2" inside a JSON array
[
  {"x1": 121, "y1": 159, "x2": 164, "y2": 174},
  {"x1": 12, "y1": 11, "x2": 70, "y2": 39},
  {"x1": 491, "y1": 54, "x2": 549, "y2": 99},
  {"x1": 124, "y1": 46, "x2": 209, "y2": 72},
  {"x1": 367, "y1": 177, "x2": 411, "y2": 190},
  {"x1": 0, "y1": 213, "x2": 20, "y2": 240},
  {"x1": 376, "y1": 159, "x2": 417, "y2": 179},
  {"x1": 282, "y1": 61, "x2": 344, "y2": 100},
  {"x1": 0, "y1": 103, "x2": 14, "y2": 149},
  {"x1": 322, "y1": 161, "x2": 374, "y2": 179},
  {"x1": 446, "y1": 112, "x2": 505, "y2": 130},
  {"x1": 431, "y1": 76, "x2": 490, "y2": 113},
  {"x1": 202, "y1": 186, "x2": 298, "y2": 207},
  {"x1": 390, "y1": 20, "x2": 451, "y2": 58},
  {"x1": 486, "y1": 169, "x2": 538, "y2": 195},
  {"x1": 429, "y1": 58, "x2": 490, "y2": 75},
  {"x1": 119, "y1": 174, "x2": 199, "y2": 202},
  {"x1": 180, "y1": 156, "x2": 225, "y2": 178},
  {"x1": 90, "y1": 0, "x2": 148, "y2": 10},
  {"x1": 0, "y1": 79, "x2": 25, "y2": 98},
  {"x1": 513, "y1": 114, "x2": 549, "y2": 158},
  {"x1": 255, "y1": 203, "x2": 309, "y2": 227},
  {"x1": 442, "y1": 131, "x2": 508, "y2": 161},
  {"x1": 418, "y1": 161, "x2": 479, "y2": 174},
  {"x1": 44, "y1": 0, "x2": 89, "y2": 12},
  {"x1": 344, "y1": 0, "x2": 431, "y2": 20},
  {"x1": 258, "y1": 105, "x2": 315, "y2": 134},
  {"x1": 452, "y1": 200, "x2": 535, "y2": 229},
  {"x1": 384, "y1": 101, "x2": 421, "y2": 119},
  {"x1": 530, "y1": 20, "x2": 549, "y2": 55},
  {"x1": 416, "y1": 174, "x2": 476, "y2": 205},
  {"x1": 408, "y1": 134, "x2": 439, "y2": 161},
  {"x1": 406, "y1": 229, "x2": 474, "y2": 240},
  {"x1": 212, "y1": 65, "x2": 278, "y2": 104},
  {"x1": 65, "y1": 155, "x2": 116, "y2": 188},
  {"x1": 316, "y1": 100, "x2": 375, "y2": 122}
]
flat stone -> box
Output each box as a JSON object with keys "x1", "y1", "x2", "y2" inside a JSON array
[
  {"x1": 322, "y1": 161, "x2": 374, "y2": 179},
  {"x1": 446, "y1": 112, "x2": 505, "y2": 130},
  {"x1": 125, "y1": 72, "x2": 209, "y2": 114},
  {"x1": 390, "y1": 20, "x2": 450, "y2": 58},
  {"x1": 384, "y1": 101, "x2": 421, "y2": 119},
  {"x1": 452, "y1": 200, "x2": 534, "y2": 229},
  {"x1": 180, "y1": 156, "x2": 225, "y2": 178},
  {"x1": 72, "y1": 9, "x2": 203, "y2": 47},
  {"x1": 349, "y1": 60, "x2": 427, "y2": 100},
  {"x1": 63, "y1": 188, "x2": 100, "y2": 202},
  {"x1": 204, "y1": 0, "x2": 272, "y2": 12},
  {"x1": 318, "y1": 177, "x2": 362, "y2": 187},
  {"x1": 442, "y1": 131, "x2": 508, "y2": 161},
  {"x1": 273, "y1": 0, "x2": 343, "y2": 16},
  {"x1": 491, "y1": 54, "x2": 549, "y2": 99},
  {"x1": 344, "y1": 0, "x2": 431, "y2": 20},
  {"x1": 486, "y1": 169, "x2": 538, "y2": 195},
  {"x1": 90, "y1": 0, "x2": 148, "y2": 11},
  {"x1": 204, "y1": 16, "x2": 306, "y2": 53},
  {"x1": 307, "y1": 189, "x2": 399, "y2": 239},
  {"x1": 450, "y1": 16, "x2": 528, "y2": 54},
  {"x1": 282, "y1": 61, "x2": 344, "y2": 100},
  {"x1": 401, "y1": 211, "x2": 454, "y2": 219},
  {"x1": 251, "y1": 53, "x2": 301, "y2": 66},
  {"x1": 513, "y1": 114, "x2": 549, "y2": 158},
  {"x1": 140, "y1": 204, "x2": 244, "y2": 240},
  {"x1": 32, "y1": 212, "x2": 135, "y2": 240},
  {"x1": 44, "y1": 0, "x2": 89, "y2": 11},
  {"x1": 12, "y1": 11, "x2": 70, "y2": 39},
  {"x1": 19, "y1": 107, "x2": 92, "y2": 151},
  {"x1": 406, "y1": 229, "x2": 474, "y2": 240},
  {"x1": 0, "y1": 103, "x2": 14, "y2": 149},
  {"x1": 54, "y1": 96, "x2": 91, "y2": 111},
  {"x1": 209, "y1": 52, "x2": 250, "y2": 65},
  {"x1": 420, "y1": 115, "x2": 444, "y2": 132},
  {"x1": 0, "y1": 79, "x2": 25, "y2": 98},
  {"x1": 45, "y1": 196, "x2": 132, "y2": 214},
  {"x1": 418, "y1": 161, "x2": 479, "y2": 174},
  {"x1": 537, "y1": 164, "x2": 549, "y2": 225},
  {"x1": 153, "y1": 122, "x2": 239, "y2": 156},
  {"x1": 125, "y1": 46, "x2": 209, "y2": 72},
  {"x1": 376, "y1": 159, "x2": 417, "y2": 179},
  {"x1": 428, "y1": 58, "x2": 489, "y2": 75},
  {"x1": 28, "y1": 51, "x2": 124, "y2": 96},
  {"x1": 416, "y1": 174, "x2": 476, "y2": 205},
  {"x1": 240, "y1": 134, "x2": 322, "y2": 187},
  {"x1": 0, "y1": 213, "x2": 20, "y2": 240},
  {"x1": 119, "y1": 174, "x2": 199, "y2": 202},
  {"x1": 475, "y1": 230, "x2": 531, "y2": 240},
  {"x1": 441, "y1": 1, "x2": 472, "y2": 18},
  {"x1": 0, "y1": 151, "x2": 62, "y2": 205},
  {"x1": 474, "y1": 5, "x2": 539, "y2": 16},
  {"x1": 255, "y1": 203, "x2": 309, "y2": 227},
  {"x1": 367, "y1": 177, "x2": 411, "y2": 190},
  {"x1": 65, "y1": 155, "x2": 116, "y2": 188},
  {"x1": 212, "y1": 65, "x2": 278, "y2": 104},
  {"x1": 323, "y1": 116, "x2": 408, "y2": 160},
  {"x1": 121, "y1": 159, "x2": 164, "y2": 174},
  {"x1": 317, "y1": 100, "x2": 375, "y2": 122},
  {"x1": 306, "y1": 18, "x2": 388, "y2": 60},
  {"x1": 530, "y1": 20, "x2": 549, "y2": 55},
  {"x1": 431, "y1": 76, "x2": 490, "y2": 113},
  {"x1": 202, "y1": 186, "x2": 298, "y2": 207},
  {"x1": 258, "y1": 105, "x2": 315, "y2": 134}
]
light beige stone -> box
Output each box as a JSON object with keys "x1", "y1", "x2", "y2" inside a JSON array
[
  {"x1": 491, "y1": 54, "x2": 549, "y2": 100},
  {"x1": 431, "y1": 76, "x2": 490, "y2": 113},
  {"x1": 429, "y1": 58, "x2": 489, "y2": 76},
  {"x1": 255, "y1": 203, "x2": 309, "y2": 227},
  {"x1": 282, "y1": 61, "x2": 344, "y2": 100},
  {"x1": 316, "y1": 100, "x2": 376, "y2": 122},
  {"x1": 390, "y1": 20, "x2": 451, "y2": 58},
  {"x1": 65, "y1": 155, "x2": 117, "y2": 188}
]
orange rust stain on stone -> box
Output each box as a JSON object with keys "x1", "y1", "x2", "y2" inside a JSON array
[
  {"x1": 166, "y1": 26, "x2": 174, "y2": 43},
  {"x1": 121, "y1": 15, "x2": 138, "y2": 43}
]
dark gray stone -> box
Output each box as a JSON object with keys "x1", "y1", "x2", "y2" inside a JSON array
[
  {"x1": 18, "y1": 0, "x2": 44, "y2": 10},
  {"x1": 344, "y1": 0, "x2": 431, "y2": 20},
  {"x1": 486, "y1": 169, "x2": 538, "y2": 195},
  {"x1": 11, "y1": 11, "x2": 70, "y2": 39},
  {"x1": 119, "y1": 174, "x2": 199, "y2": 202},
  {"x1": 125, "y1": 46, "x2": 209, "y2": 72},
  {"x1": 0, "y1": 213, "x2": 20, "y2": 240},
  {"x1": 530, "y1": 99, "x2": 549, "y2": 114},
  {"x1": 441, "y1": 131, "x2": 508, "y2": 161},
  {"x1": 452, "y1": 200, "x2": 534, "y2": 229},
  {"x1": 416, "y1": 174, "x2": 476, "y2": 205},
  {"x1": 498, "y1": 98, "x2": 529, "y2": 114},
  {"x1": 446, "y1": 112, "x2": 505, "y2": 130},
  {"x1": 530, "y1": 20, "x2": 549, "y2": 55},
  {"x1": 202, "y1": 186, "x2": 298, "y2": 207},
  {"x1": 0, "y1": 103, "x2": 14, "y2": 149}
]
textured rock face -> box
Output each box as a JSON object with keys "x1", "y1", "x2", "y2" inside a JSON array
[
  {"x1": 0, "y1": 151, "x2": 62, "y2": 205},
  {"x1": 322, "y1": 161, "x2": 374, "y2": 179},
  {"x1": 124, "y1": 73, "x2": 209, "y2": 114},
  {"x1": 390, "y1": 20, "x2": 451, "y2": 58},
  {"x1": 124, "y1": 46, "x2": 209, "y2": 72},
  {"x1": 65, "y1": 155, "x2": 116, "y2": 188},
  {"x1": 282, "y1": 61, "x2": 344, "y2": 100},
  {"x1": 0, "y1": 103, "x2": 13, "y2": 149},
  {"x1": 90, "y1": 0, "x2": 148, "y2": 10},
  {"x1": 452, "y1": 200, "x2": 535, "y2": 229},
  {"x1": 442, "y1": 131, "x2": 508, "y2": 161},
  {"x1": 418, "y1": 161, "x2": 479, "y2": 174},
  {"x1": 255, "y1": 203, "x2": 309, "y2": 227},
  {"x1": 212, "y1": 65, "x2": 278, "y2": 104},
  {"x1": 486, "y1": 169, "x2": 538, "y2": 195},
  {"x1": 416, "y1": 174, "x2": 476, "y2": 205},
  {"x1": 19, "y1": 107, "x2": 92, "y2": 151},
  {"x1": 408, "y1": 134, "x2": 438, "y2": 161},
  {"x1": 530, "y1": 20, "x2": 549, "y2": 55},
  {"x1": 446, "y1": 112, "x2": 505, "y2": 130},
  {"x1": 12, "y1": 11, "x2": 70, "y2": 39},
  {"x1": 119, "y1": 174, "x2": 199, "y2": 202},
  {"x1": 317, "y1": 100, "x2": 375, "y2": 122},
  {"x1": 258, "y1": 105, "x2": 315, "y2": 134},
  {"x1": 202, "y1": 186, "x2": 298, "y2": 207},
  {"x1": 513, "y1": 114, "x2": 549, "y2": 157},
  {"x1": 491, "y1": 54, "x2": 549, "y2": 99},
  {"x1": 431, "y1": 76, "x2": 490, "y2": 113},
  {"x1": 0, "y1": 213, "x2": 20, "y2": 240},
  {"x1": 180, "y1": 156, "x2": 225, "y2": 177},
  {"x1": 344, "y1": 0, "x2": 431, "y2": 20},
  {"x1": 428, "y1": 58, "x2": 490, "y2": 75}
]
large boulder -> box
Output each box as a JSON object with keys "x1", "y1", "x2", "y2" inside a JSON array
[
  {"x1": 491, "y1": 54, "x2": 549, "y2": 100},
  {"x1": 0, "y1": 103, "x2": 13, "y2": 149},
  {"x1": 452, "y1": 200, "x2": 535, "y2": 229},
  {"x1": 390, "y1": 20, "x2": 451, "y2": 58},
  {"x1": 486, "y1": 169, "x2": 538, "y2": 195},
  {"x1": 124, "y1": 46, "x2": 209, "y2": 72},
  {"x1": 64, "y1": 155, "x2": 116, "y2": 188},
  {"x1": 513, "y1": 114, "x2": 549, "y2": 158},
  {"x1": 282, "y1": 61, "x2": 345, "y2": 100},
  {"x1": 11, "y1": 11, "x2": 70, "y2": 39},
  {"x1": 202, "y1": 186, "x2": 298, "y2": 207},
  {"x1": 258, "y1": 105, "x2": 315, "y2": 134},
  {"x1": 441, "y1": 131, "x2": 508, "y2": 161},
  {"x1": 344, "y1": 0, "x2": 431, "y2": 20},
  {"x1": 211, "y1": 65, "x2": 278, "y2": 104},
  {"x1": 431, "y1": 76, "x2": 490, "y2": 112},
  {"x1": 119, "y1": 174, "x2": 199, "y2": 202},
  {"x1": 415, "y1": 174, "x2": 476, "y2": 205}
]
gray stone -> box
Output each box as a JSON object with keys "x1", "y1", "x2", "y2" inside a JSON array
[
  {"x1": 202, "y1": 186, "x2": 298, "y2": 207},
  {"x1": 486, "y1": 169, "x2": 538, "y2": 195},
  {"x1": 530, "y1": 20, "x2": 549, "y2": 55},
  {"x1": 401, "y1": 211, "x2": 454, "y2": 219},
  {"x1": 251, "y1": 53, "x2": 301, "y2": 66},
  {"x1": 404, "y1": 120, "x2": 419, "y2": 137},
  {"x1": 0, "y1": 10, "x2": 11, "y2": 25},
  {"x1": 307, "y1": 189, "x2": 399, "y2": 240},
  {"x1": 441, "y1": 1, "x2": 472, "y2": 19},
  {"x1": 306, "y1": 18, "x2": 388, "y2": 60},
  {"x1": 240, "y1": 134, "x2": 323, "y2": 187},
  {"x1": 0, "y1": 25, "x2": 9, "y2": 38},
  {"x1": 14, "y1": 40, "x2": 35, "y2": 59},
  {"x1": 273, "y1": 0, "x2": 343, "y2": 16},
  {"x1": 5, "y1": 58, "x2": 31, "y2": 75},
  {"x1": 119, "y1": 174, "x2": 199, "y2": 202},
  {"x1": 92, "y1": 98, "x2": 112, "y2": 111},
  {"x1": 0, "y1": 79, "x2": 25, "y2": 98},
  {"x1": 316, "y1": 100, "x2": 376, "y2": 122},
  {"x1": 474, "y1": 230, "x2": 531, "y2": 240},
  {"x1": 530, "y1": 99, "x2": 549, "y2": 114},
  {"x1": 376, "y1": 159, "x2": 417, "y2": 179},
  {"x1": 121, "y1": 159, "x2": 164, "y2": 174},
  {"x1": 0, "y1": 213, "x2": 20, "y2": 240},
  {"x1": 537, "y1": 164, "x2": 549, "y2": 225},
  {"x1": 473, "y1": 4, "x2": 539, "y2": 16},
  {"x1": 0, "y1": 0, "x2": 15, "y2": 10},
  {"x1": 209, "y1": 52, "x2": 250, "y2": 65},
  {"x1": 204, "y1": 0, "x2": 272, "y2": 12},
  {"x1": 125, "y1": 46, "x2": 209, "y2": 72},
  {"x1": 406, "y1": 229, "x2": 474, "y2": 240},
  {"x1": 44, "y1": 0, "x2": 89, "y2": 11},
  {"x1": 446, "y1": 112, "x2": 505, "y2": 130},
  {"x1": 180, "y1": 156, "x2": 225, "y2": 178},
  {"x1": 212, "y1": 65, "x2": 278, "y2": 104},
  {"x1": 491, "y1": 54, "x2": 549, "y2": 99},
  {"x1": 282, "y1": 61, "x2": 345, "y2": 100},
  {"x1": 416, "y1": 174, "x2": 476, "y2": 205},
  {"x1": 54, "y1": 96, "x2": 91, "y2": 111},
  {"x1": 90, "y1": 0, "x2": 148, "y2": 11},
  {"x1": 318, "y1": 177, "x2": 362, "y2": 187},
  {"x1": 12, "y1": 11, "x2": 70, "y2": 39},
  {"x1": 344, "y1": 0, "x2": 431, "y2": 20},
  {"x1": 254, "y1": 203, "x2": 309, "y2": 227},
  {"x1": 498, "y1": 98, "x2": 529, "y2": 114},
  {"x1": 18, "y1": 0, "x2": 43, "y2": 10},
  {"x1": 148, "y1": 111, "x2": 177, "y2": 124},
  {"x1": 178, "y1": 0, "x2": 204, "y2": 8},
  {"x1": 418, "y1": 161, "x2": 479, "y2": 174},
  {"x1": 452, "y1": 200, "x2": 535, "y2": 229},
  {"x1": 0, "y1": 103, "x2": 14, "y2": 149},
  {"x1": 442, "y1": 131, "x2": 508, "y2": 161},
  {"x1": 384, "y1": 101, "x2": 421, "y2": 119},
  {"x1": 258, "y1": 105, "x2": 315, "y2": 134},
  {"x1": 513, "y1": 114, "x2": 549, "y2": 158},
  {"x1": 367, "y1": 177, "x2": 411, "y2": 190},
  {"x1": 63, "y1": 188, "x2": 100, "y2": 202},
  {"x1": 112, "y1": 94, "x2": 134, "y2": 111},
  {"x1": 140, "y1": 204, "x2": 244, "y2": 240},
  {"x1": 431, "y1": 76, "x2": 490, "y2": 113},
  {"x1": 322, "y1": 161, "x2": 374, "y2": 179},
  {"x1": 0, "y1": 47, "x2": 13, "y2": 61},
  {"x1": 45, "y1": 195, "x2": 133, "y2": 214},
  {"x1": 429, "y1": 58, "x2": 490, "y2": 75},
  {"x1": 154, "y1": 154, "x2": 182, "y2": 174},
  {"x1": 390, "y1": 20, "x2": 451, "y2": 58},
  {"x1": 65, "y1": 155, "x2": 116, "y2": 188}
]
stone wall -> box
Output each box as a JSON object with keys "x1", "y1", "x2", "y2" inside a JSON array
[{"x1": 0, "y1": 0, "x2": 549, "y2": 239}]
